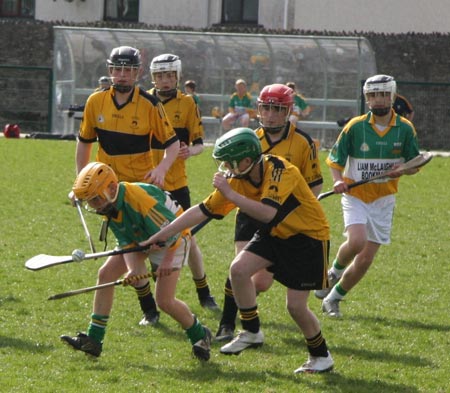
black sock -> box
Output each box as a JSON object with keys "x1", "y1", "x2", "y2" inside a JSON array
[
  {"x1": 219, "y1": 277, "x2": 238, "y2": 329},
  {"x1": 135, "y1": 281, "x2": 157, "y2": 313},
  {"x1": 306, "y1": 331, "x2": 329, "y2": 357},
  {"x1": 193, "y1": 274, "x2": 211, "y2": 299},
  {"x1": 239, "y1": 305, "x2": 260, "y2": 333}
]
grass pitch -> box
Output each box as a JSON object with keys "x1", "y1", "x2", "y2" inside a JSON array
[{"x1": 0, "y1": 138, "x2": 449, "y2": 392}]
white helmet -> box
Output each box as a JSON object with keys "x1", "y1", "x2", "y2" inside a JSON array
[
  {"x1": 363, "y1": 74, "x2": 397, "y2": 103},
  {"x1": 150, "y1": 53, "x2": 182, "y2": 97},
  {"x1": 150, "y1": 54, "x2": 182, "y2": 82}
]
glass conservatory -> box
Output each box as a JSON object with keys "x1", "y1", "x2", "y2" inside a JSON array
[{"x1": 53, "y1": 27, "x2": 376, "y2": 147}]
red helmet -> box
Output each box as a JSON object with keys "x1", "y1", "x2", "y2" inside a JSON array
[
  {"x1": 257, "y1": 84, "x2": 294, "y2": 108},
  {"x1": 257, "y1": 84, "x2": 294, "y2": 134},
  {"x1": 3, "y1": 124, "x2": 20, "y2": 138}
]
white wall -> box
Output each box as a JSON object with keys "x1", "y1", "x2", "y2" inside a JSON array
[
  {"x1": 293, "y1": 0, "x2": 450, "y2": 34},
  {"x1": 35, "y1": 0, "x2": 102, "y2": 22},
  {"x1": 140, "y1": 0, "x2": 221, "y2": 28},
  {"x1": 34, "y1": 0, "x2": 450, "y2": 34},
  {"x1": 259, "y1": 0, "x2": 294, "y2": 30}
]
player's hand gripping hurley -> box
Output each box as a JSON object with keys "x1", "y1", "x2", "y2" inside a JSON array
[{"x1": 317, "y1": 152, "x2": 433, "y2": 201}]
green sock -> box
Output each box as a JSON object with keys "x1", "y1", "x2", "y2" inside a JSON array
[
  {"x1": 331, "y1": 259, "x2": 346, "y2": 276},
  {"x1": 87, "y1": 313, "x2": 109, "y2": 343},
  {"x1": 335, "y1": 283, "x2": 348, "y2": 297},
  {"x1": 185, "y1": 316, "x2": 205, "y2": 345}
]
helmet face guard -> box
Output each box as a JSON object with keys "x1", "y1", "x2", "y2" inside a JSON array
[
  {"x1": 257, "y1": 84, "x2": 294, "y2": 133},
  {"x1": 215, "y1": 157, "x2": 262, "y2": 179},
  {"x1": 363, "y1": 74, "x2": 397, "y2": 116},
  {"x1": 107, "y1": 46, "x2": 141, "y2": 93},
  {"x1": 73, "y1": 162, "x2": 119, "y2": 215},
  {"x1": 150, "y1": 53, "x2": 182, "y2": 97},
  {"x1": 212, "y1": 127, "x2": 262, "y2": 178}
]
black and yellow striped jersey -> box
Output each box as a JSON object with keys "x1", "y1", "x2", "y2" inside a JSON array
[
  {"x1": 200, "y1": 155, "x2": 329, "y2": 241},
  {"x1": 256, "y1": 123, "x2": 323, "y2": 189},
  {"x1": 79, "y1": 86, "x2": 178, "y2": 182},
  {"x1": 149, "y1": 89, "x2": 204, "y2": 191}
]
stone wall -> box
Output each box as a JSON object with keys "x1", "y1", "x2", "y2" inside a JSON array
[{"x1": 1, "y1": 20, "x2": 449, "y2": 148}]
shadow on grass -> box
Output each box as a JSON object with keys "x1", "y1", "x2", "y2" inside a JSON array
[
  {"x1": 352, "y1": 315, "x2": 450, "y2": 333},
  {"x1": 315, "y1": 374, "x2": 419, "y2": 393},
  {"x1": 129, "y1": 360, "x2": 418, "y2": 393},
  {"x1": 0, "y1": 335, "x2": 52, "y2": 352},
  {"x1": 260, "y1": 320, "x2": 298, "y2": 334},
  {"x1": 280, "y1": 334, "x2": 434, "y2": 368},
  {"x1": 280, "y1": 334, "x2": 432, "y2": 366},
  {"x1": 145, "y1": 362, "x2": 294, "y2": 385},
  {"x1": 336, "y1": 345, "x2": 434, "y2": 367},
  {"x1": 0, "y1": 295, "x2": 22, "y2": 305}
]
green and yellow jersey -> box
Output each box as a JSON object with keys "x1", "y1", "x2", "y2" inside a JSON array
[
  {"x1": 190, "y1": 94, "x2": 200, "y2": 106},
  {"x1": 79, "y1": 86, "x2": 178, "y2": 182},
  {"x1": 149, "y1": 89, "x2": 204, "y2": 191},
  {"x1": 255, "y1": 123, "x2": 323, "y2": 189},
  {"x1": 109, "y1": 182, "x2": 187, "y2": 250},
  {"x1": 326, "y1": 109, "x2": 420, "y2": 203},
  {"x1": 199, "y1": 155, "x2": 329, "y2": 241},
  {"x1": 293, "y1": 93, "x2": 309, "y2": 115},
  {"x1": 228, "y1": 92, "x2": 253, "y2": 114}
]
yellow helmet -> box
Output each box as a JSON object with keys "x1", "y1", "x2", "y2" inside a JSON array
[{"x1": 72, "y1": 162, "x2": 118, "y2": 202}]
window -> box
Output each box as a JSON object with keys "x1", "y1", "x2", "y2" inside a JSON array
[
  {"x1": 104, "y1": 0, "x2": 139, "y2": 22},
  {"x1": 0, "y1": 0, "x2": 34, "y2": 17},
  {"x1": 221, "y1": 0, "x2": 258, "y2": 25}
]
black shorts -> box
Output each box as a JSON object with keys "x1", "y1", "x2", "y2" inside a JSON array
[
  {"x1": 245, "y1": 232, "x2": 329, "y2": 290},
  {"x1": 168, "y1": 186, "x2": 191, "y2": 212},
  {"x1": 234, "y1": 211, "x2": 266, "y2": 242}
]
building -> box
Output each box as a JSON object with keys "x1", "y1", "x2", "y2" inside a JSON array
[{"x1": 2, "y1": 0, "x2": 450, "y2": 34}]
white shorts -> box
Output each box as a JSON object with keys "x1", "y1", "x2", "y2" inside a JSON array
[
  {"x1": 341, "y1": 194, "x2": 395, "y2": 245},
  {"x1": 223, "y1": 112, "x2": 249, "y2": 124},
  {"x1": 147, "y1": 235, "x2": 190, "y2": 270}
]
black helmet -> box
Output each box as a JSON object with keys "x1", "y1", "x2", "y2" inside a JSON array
[
  {"x1": 106, "y1": 46, "x2": 141, "y2": 93},
  {"x1": 107, "y1": 46, "x2": 141, "y2": 68}
]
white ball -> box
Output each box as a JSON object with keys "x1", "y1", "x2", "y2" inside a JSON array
[{"x1": 71, "y1": 249, "x2": 85, "y2": 262}]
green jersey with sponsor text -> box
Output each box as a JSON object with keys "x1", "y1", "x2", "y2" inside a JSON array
[{"x1": 326, "y1": 110, "x2": 420, "y2": 203}]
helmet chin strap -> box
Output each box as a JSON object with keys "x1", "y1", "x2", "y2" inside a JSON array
[
  {"x1": 95, "y1": 185, "x2": 120, "y2": 217},
  {"x1": 261, "y1": 123, "x2": 285, "y2": 134},
  {"x1": 371, "y1": 107, "x2": 391, "y2": 116},
  {"x1": 96, "y1": 204, "x2": 119, "y2": 218},
  {"x1": 157, "y1": 88, "x2": 177, "y2": 98},
  {"x1": 113, "y1": 84, "x2": 134, "y2": 93}
]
